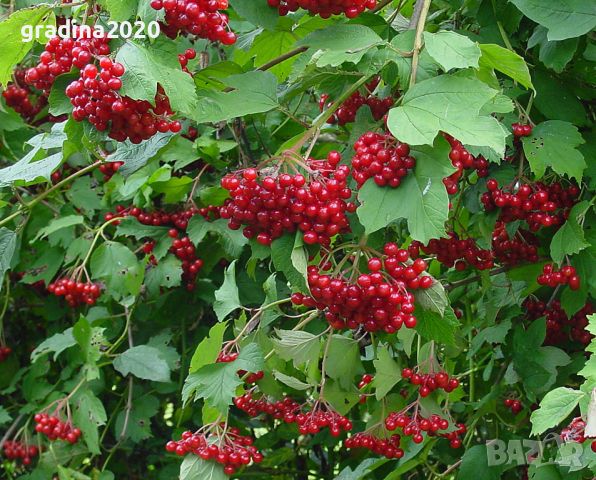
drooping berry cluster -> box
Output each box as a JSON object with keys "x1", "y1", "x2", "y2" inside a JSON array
[
  {"x1": 34, "y1": 413, "x2": 82, "y2": 444},
  {"x1": 512, "y1": 123, "x2": 533, "y2": 138},
  {"x1": 67, "y1": 59, "x2": 182, "y2": 143},
  {"x1": 220, "y1": 152, "x2": 355, "y2": 246},
  {"x1": 292, "y1": 244, "x2": 432, "y2": 333},
  {"x1": 409, "y1": 234, "x2": 494, "y2": 271},
  {"x1": 491, "y1": 221, "x2": 540, "y2": 266},
  {"x1": 293, "y1": 405, "x2": 353, "y2": 436},
  {"x1": 166, "y1": 428, "x2": 263, "y2": 475},
  {"x1": 234, "y1": 393, "x2": 301, "y2": 420},
  {"x1": 440, "y1": 422, "x2": 466, "y2": 449},
  {"x1": 320, "y1": 77, "x2": 394, "y2": 126},
  {"x1": 267, "y1": 0, "x2": 377, "y2": 18},
  {"x1": 216, "y1": 351, "x2": 264, "y2": 384},
  {"x1": 98, "y1": 161, "x2": 124, "y2": 181},
  {"x1": 560, "y1": 417, "x2": 587, "y2": 443},
  {"x1": 0, "y1": 345, "x2": 12, "y2": 362},
  {"x1": 25, "y1": 30, "x2": 111, "y2": 93},
  {"x1": 351, "y1": 131, "x2": 415, "y2": 188},
  {"x1": 345, "y1": 432, "x2": 404, "y2": 459},
  {"x1": 150, "y1": 0, "x2": 236, "y2": 44},
  {"x1": 504, "y1": 398, "x2": 523, "y2": 414},
  {"x1": 169, "y1": 234, "x2": 204, "y2": 291},
  {"x1": 482, "y1": 180, "x2": 580, "y2": 231},
  {"x1": 2, "y1": 74, "x2": 48, "y2": 121},
  {"x1": 385, "y1": 411, "x2": 450, "y2": 444},
  {"x1": 2, "y1": 440, "x2": 38, "y2": 466},
  {"x1": 178, "y1": 48, "x2": 197, "y2": 74},
  {"x1": 443, "y1": 135, "x2": 489, "y2": 194},
  {"x1": 524, "y1": 299, "x2": 593, "y2": 346},
  {"x1": 537, "y1": 263, "x2": 581, "y2": 291},
  {"x1": 400, "y1": 369, "x2": 460, "y2": 397},
  {"x1": 47, "y1": 278, "x2": 102, "y2": 307}
]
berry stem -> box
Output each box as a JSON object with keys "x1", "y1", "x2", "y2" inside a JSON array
[{"x1": 409, "y1": 0, "x2": 431, "y2": 88}]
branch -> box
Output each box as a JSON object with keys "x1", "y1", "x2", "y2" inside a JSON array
[
  {"x1": 409, "y1": 0, "x2": 431, "y2": 88},
  {"x1": 0, "y1": 414, "x2": 24, "y2": 448},
  {"x1": 444, "y1": 266, "x2": 509, "y2": 291},
  {"x1": 372, "y1": 0, "x2": 394, "y2": 12},
  {"x1": 257, "y1": 47, "x2": 308, "y2": 71}
]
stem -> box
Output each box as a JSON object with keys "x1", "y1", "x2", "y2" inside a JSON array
[
  {"x1": 372, "y1": 0, "x2": 394, "y2": 12},
  {"x1": 409, "y1": 0, "x2": 431, "y2": 88},
  {"x1": 318, "y1": 331, "x2": 334, "y2": 399},
  {"x1": 257, "y1": 47, "x2": 308, "y2": 71},
  {"x1": 0, "y1": 161, "x2": 101, "y2": 229},
  {"x1": 0, "y1": 414, "x2": 24, "y2": 447},
  {"x1": 444, "y1": 266, "x2": 509, "y2": 291},
  {"x1": 107, "y1": 305, "x2": 135, "y2": 355}
]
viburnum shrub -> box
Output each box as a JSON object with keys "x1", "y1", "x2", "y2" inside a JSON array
[{"x1": 0, "y1": 1, "x2": 594, "y2": 479}]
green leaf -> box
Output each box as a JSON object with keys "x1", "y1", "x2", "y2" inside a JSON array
[
  {"x1": 187, "y1": 216, "x2": 247, "y2": 258},
  {"x1": 478, "y1": 44, "x2": 534, "y2": 90},
  {"x1": 0, "y1": 6, "x2": 53, "y2": 87},
  {"x1": 114, "y1": 216, "x2": 169, "y2": 241},
  {"x1": 326, "y1": 335, "x2": 363, "y2": 389},
  {"x1": 356, "y1": 138, "x2": 456, "y2": 241},
  {"x1": 530, "y1": 387, "x2": 585, "y2": 435},
  {"x1": 0, "y1": 149, "x2": 62, "y2": 187},
  {"x1": 271, "y1": 232, "x2": 309, "y2": 292},
  {"x1": 387, "y1": 74, "x2": 507, "y2": 155},
  {"x1": 550, "y1": 201, "x2": 591, "y2": 265},
  {"x1": 297, "y1": 24, "x2": 383, "y2": 67},
  {"x1": 244, "y1": 30, "x2": 301, "y2": 80},
  {"x1": 229, "y1": 0, "x2": 279, "y2": 30},
  {"x1": 48, "y1": 73, "x2": 77, "y2": 116},
  {"x1": 272, "y1": 370, "x2": 312, "y2": 390},
  {"x1": 106, "y1": 132, "x2": 174, "y2": 177},
  {"x1": 72, "y1": 317, "x2": 102, "y2": 378},
  {"x1": 522, "y1": 120, "x2": 586, "y2": 180},
  {"x1": 213, "y1": 260, "x2": 241, "y2": 321},
  {"x1": 509, "y1": 0, "x2": 596, "y2": 41},
  {"x1": 71, "y1": 389, "x2": 107, "y2": 455},
  {"x1": 145, "y1": 256, "x2": 183, "y2": 295},
  {"x1": 182, "y1": 343, "x2": 263, "y2": 413},
  {"x1": 528, "y1": 26, "x2": 579, "y2": 73},
  {"x1": 189, "y1": 322, "x2": 228, "y2": 373},
  {"x1": 371, "y1": 346, "x2": 401, "y2": 400},
  {"x1": 470, "y1": 320, "x2": 512, "y2": 356},
  {"x1": 180, "y1": 455, "x2": 227, "y2": 480},
  {"x1": 272, "y1": 329, "x2": 321, "y2": 368},
  {"x1": 457, "y1": 445, "x2": 502, "y2": 480},
  {"x1": 0, "y1": 406, "x2": 11, "y2": 426},
  {"x1": 415, "y1": 307, "x2": 460, "y2": 347},
  {"x1": 423, "y1": 31, "x2": 481, "y2": 71},
  {"x1": 415, "y1": 276, "x2": 448, "y2": 316},
  {"x1": 189, "y1": 71, "x2": 279, "y2": 123},
  {"x1": 90, "y1": 241, "x2": 144, "y2": 300},
  {"x1": 115, "y1": 38, "x2": 198, "y2": 116},
  {"x1": 32, "y1": 215, "x2": 84, "y2": 243},
  {"x1": 113, "y1": 345, "x2": 172, "y2": 382},
  {"x1": 102, "y1": 0, "x2": 139, "y2": 21},
  {"x1": 31, "y1": 329, "x2": 76, "y2": 362},
  {"x1": 0, "y1": 227, "x2": 17, "y2": 286},
  {"x1": 114, "y1": 394, "x2": 159, "y2": 443}
]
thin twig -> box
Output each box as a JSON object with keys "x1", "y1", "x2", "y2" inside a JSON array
[
  {"x1": 0, "y1": 414, "x2": 24, "y2": 447},
  {"x1": 409, "y1": 0, "x2": 432, "y2": 88},
  {"x1": 257, "y1": 47, "x2": 308, "y2": 71},
  {"x1": 444, "y1": 266, "x2": 509, "y2": 291}
]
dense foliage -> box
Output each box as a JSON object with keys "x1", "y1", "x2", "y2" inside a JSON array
[{"x1": 0, "y1": 0, "x2": 594, "y2": 479}]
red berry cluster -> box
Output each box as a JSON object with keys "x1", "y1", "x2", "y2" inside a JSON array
[
  {"x1": 216, "y1": 351, "x2": 264, "y2": 384},
  {"x1": 267, "y1": 0, "x2": 377, "y2": 18},
  {"x1": 440, "y1": 423, "x2": 466, "y2": 449},
  {"x1": 443, "y1": 136, "x2": 489, "y2": 194},
  {"x1": 482, "y1": 180, "x2": 579, "y2": 231},
  {"x1": 385, "y1": 411, "x2": 450, "y2": 444},
  {"x1": 67, "y1": 59, "x2": 181, "y2": 143},
  {"x1": 47, "y1": 278, "x2": 102, "y2": 307},
  {"x1": 400, "y1": 369, "x2": 460, "y2": 397},
  {"x1": 25, "y1": 30, "x2": 111, "y2": 93},
  {"x1": 0, "y1": 345, "x2": 12, "y2": 362},
  {"x1": 234, "y1": 393, "x2": 301, "y2": 420},
  {"x1": 2, "y1": 80, "x2": 47, "y2": 121},
  {"x1": 512, "y1": 123, "x2": 533, "y2": 138},
  {"x1": 491, "y1": 221, "x2": 540, "y2": 266},
  {"x1": 166, "y1": 428, "x2": 263, "y2": 475},
  {"x1": 34, "y1": 413, "x2": 82, "y2": 444},
  {"x1": 525, "y1": 299, "x2": 593, "y2": 346},
  {"x1": 351, "y1": 131, "x2": 415, "y2": 188},
  {"x1": 178, "y1": 48, "x2": 197, "y2": 73},
  {"x1": 169, "y1": 233, "x2": 204, "y2": 291},
  {"x1": 504, "y1": 398, "x2": 523, "y2": 414},
  {"x1": 345, "y1": 432, "x2": 404, "y2": 459},
  {"x1": 292, "y1": 244, "x2": 432, "y2": 333},
  {"x1": 561, "y1": 417, "x2": 587, "y2": 443},
  {"x1": 150, "y1": 0, "x2": 236, "y2": 44},
  {"x1": 98, "y1": 161, "x2": 124, "y2": 181},
  {"x1": 409, "y1": 234, "x2": 494, "y2": 271},
  {"x1": 220, "y1": 152, "x2": 355, "y2": 246},
  {"x1": 537, "y1": 263, "x2": 581, "y2": 291},
  {"x1": 106, "y1": 205, "x2": 217, "y2": 229},
  {"x1": 320, "y1": 78, "x2": 394, "y2": 126},
  {"x1": 2, "y1": 440, "x2": 38, "y2": 466}
]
